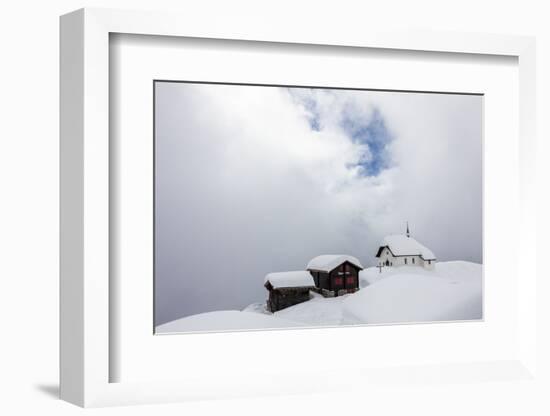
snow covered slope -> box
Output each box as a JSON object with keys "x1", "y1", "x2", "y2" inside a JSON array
[
  {"x1": 266, "y1": 261, "x2": 482, "y2": 326},
  {"x1": 360, "y1": 263, "x2": 434, "y2": 286},
  {"x1": 344, "y1": 261, "x2": 482, "y2": 324},
  {"x1": 272, "y1": 291, "x2": 348, "y2": 326},
  {"x1": 157, "y1": 261, "x2": 483, "y2": 333},
  {"x1": 156, "y1": 310, "x2": 303, "y2": 333}
]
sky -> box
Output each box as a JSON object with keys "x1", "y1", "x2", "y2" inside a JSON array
[{"x1": 154, "y1": 82, "x2": 483, "y2": 326}]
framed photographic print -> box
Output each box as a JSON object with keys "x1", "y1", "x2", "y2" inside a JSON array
[
  {"x1": 60, "y1": 8, "x2": 538, "y2": 408},
  {"x1": 152, "y1": 80, "x2": 483, "y2": 334}
]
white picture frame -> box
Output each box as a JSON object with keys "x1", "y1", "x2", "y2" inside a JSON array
[{"x1": 60, "y1": 7, "x2": 538, "y2": 407}]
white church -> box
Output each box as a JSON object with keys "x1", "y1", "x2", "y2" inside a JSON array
[{"x1": 375, "y1": 224, "x2": 436, "y2": 270}]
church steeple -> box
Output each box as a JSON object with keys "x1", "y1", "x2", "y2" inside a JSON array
[{"x1": 406, "y1": 221, "x2": 410, "y2": 238}]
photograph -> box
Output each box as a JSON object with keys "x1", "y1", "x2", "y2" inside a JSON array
[{"x1": 153, "y1": 81, "x2": 483, "y2": 334}]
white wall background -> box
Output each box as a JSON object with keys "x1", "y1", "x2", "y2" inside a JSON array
[{"x1": 0, "y1": 1, "x2": 548, "y2": 415}]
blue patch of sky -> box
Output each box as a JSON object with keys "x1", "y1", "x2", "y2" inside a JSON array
[
  {"x1": 301, "y1": 95, "x2": 321, "y2": 131},
  {"x1": 287, "y1": 88, "x2": 393, "y2": 177},
  {"x1": 287, "y1": 88, "x2": 322, "y2": 131},
  {"x1": 340, "y1": 108, "x2": 393, "y2": 177}
]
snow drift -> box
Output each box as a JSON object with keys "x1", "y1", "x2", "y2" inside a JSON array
[
  {"x1": 343, "y1": 261, "x2": 482, "y2": 324},
  {"x1": 157, "y1": 261, "x2": 483, "y2": 333},
  {"x1": 156, "y1": 310, "x2": 303, "y2": 333}
]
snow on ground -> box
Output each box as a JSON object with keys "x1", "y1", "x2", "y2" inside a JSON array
[
  {"x1": 242, "y1": 302, "x2": 271, "y2": 315},
  {"x1": 345, "y1": 261, "x2": 482, "y2": 324},
  {"x1": 434, "y1": 261, "x2": 482, "y2": 282},
  {"x1": 360, "y1": 264, "x2": 434, "y2": 286},
  {"x1": 272, "y1": 291, "x2": 349, "y2": 326},
  {"x1": 155, "y1": 310, "x2": 304, "y2": 334},
  {"x1": 157, "y1": 261, "x2": 482, "y2": 333},
  {"x1": 268, "y1": 261, "x2": 481, "y2": 326}
]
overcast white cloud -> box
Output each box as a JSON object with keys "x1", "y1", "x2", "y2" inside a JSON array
[{"x1": 154, "y1": 82, "x2": 482, "y2": 325}]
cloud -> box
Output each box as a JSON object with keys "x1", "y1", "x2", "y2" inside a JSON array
[{"x1": 154, "y1": 82, "x2": 482, "y2": 325}]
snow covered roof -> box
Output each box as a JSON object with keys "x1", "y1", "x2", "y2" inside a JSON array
[
  {"x1": 264, "y1": 271, "x2": 315, "y2": 289},
  {"x1": 376, "y1": 234, "x2": 436, "y2": 260},
  {"x1": 306, "y1": 255, "x2": 363, "y2": 272}
]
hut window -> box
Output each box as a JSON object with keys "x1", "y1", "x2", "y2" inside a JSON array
[
  {"x1": 404, "y1": 258, "x2": 408, "y2": 265},
  {"x1": 412, "y1": 258, "x2": 415, "y2": 264},
  {"x1": 346, "y1": 276, "x2": 355, "y2": 285},
  {"x1": 334, "y1": 277, "x2": 343, "y2": 285}
]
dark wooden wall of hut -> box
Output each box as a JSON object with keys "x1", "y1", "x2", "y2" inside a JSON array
[
  {"x1": 309, "y1": 261, "x2": 360, "y2": 295},
  {"x1": 329, "y1": 261, "x2": 360, "y2": 292},
  {"x1": 266, "y1": 286, "x2": 312, "y2": 312}
]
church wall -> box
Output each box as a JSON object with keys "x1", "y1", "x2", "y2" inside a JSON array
[{"x1": 378, "y1": 247, "x2": 434, "y2": 269}]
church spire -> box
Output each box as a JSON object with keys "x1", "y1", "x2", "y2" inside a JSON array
[{"x1": 406, "y1": 221, "x2": 410, "y2": 238}]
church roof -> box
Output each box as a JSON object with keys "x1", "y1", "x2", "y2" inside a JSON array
[{"x1": 376, "y1": 234, "x2": 436, "y2": 261}]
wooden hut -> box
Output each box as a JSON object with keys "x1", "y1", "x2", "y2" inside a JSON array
[
  {"x1": 264, "y1": 271, "x2": 316, "y2": 312},
  {"x1": 306, "y1": 255, "x2": 363, "y2": 297}
]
